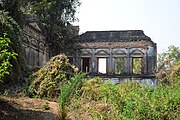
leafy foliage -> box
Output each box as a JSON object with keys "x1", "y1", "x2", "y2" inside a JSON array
[
  {"x1": 1, "y1": 0, "x2": 80, "y2": 55},
  {"x1": 0, "y1": 10, "x2": 26, "y2": 83},
  {"x1": 61, "y1": 46, "x2": 180, "y2": 120},
  {"x1": 0, "y1": 11, "x2": 22, "y2": 51},
  {"x1": 66, "y1": 77, "x2": 179, "y2": 120},
  {"x1": 0, "y1": 33, "x2": 17, "y2": 82},
  {"x1": 28, "y1": 54, "x2": 79, "y2": 98},
  {"x1": 157, "y1": 45, "x2": 180, "y2": 70},
  {"x1": 0, "y1": 0, "x2": 80, "y2": 83},
  {"x1": 27, "y1": 0, "x2": 81, "y2": 53},
  {"x1": 0, "y1": 0, "x2": 23, "y2": 24},
  {"x1": 157, "y1": 45, "x2": 180, "y2": 84},
  {"x1": 80, "y1": 77, "x2": 103, "y2": 101}
]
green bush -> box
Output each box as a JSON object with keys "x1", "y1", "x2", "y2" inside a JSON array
[
  {"x1": 28, "y1": 54, "x2": 78, "y2": 99},
  {"x1": 81, "y1": 77, "x2": 103, "y2": 101}
]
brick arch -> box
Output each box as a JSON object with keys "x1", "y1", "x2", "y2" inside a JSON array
[
  {"x1": 95, "y1": 49, "x2": 109, "y2": 55},
  {"x1": 81, "y1": 49, "x2": 92, "y2": 56},
  {"x1": 39, "y1": 42, "x2": 45, "y2": 49},
  {"x1": 23, "y1": 36, "x2": 30, "y2": 44},
  {"x1": 130, "y1": 48, "x2": 144, "y2": 56},
  {"x1": 113, "y1": 49, "x2": 126, "y2": 56},
  {"x1": 31, "y1": 38, "x2": 38, "y2": 45}
]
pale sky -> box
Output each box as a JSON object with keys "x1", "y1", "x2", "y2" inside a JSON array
[{"x1": 74, "y1": 0, "x2": 180, "y2": 53}]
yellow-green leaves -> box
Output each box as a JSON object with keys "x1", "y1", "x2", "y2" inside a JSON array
[{"x1": 0, "y1": 33, "x2": 17, "y2": 82}]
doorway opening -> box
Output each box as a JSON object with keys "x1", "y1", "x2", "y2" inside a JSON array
[
  {"x1": 81, "y1": 57, "x2": 90, "y2": 72},
  {"x1": 98, "y1": 58, "x2": 107, "y2": 74}
]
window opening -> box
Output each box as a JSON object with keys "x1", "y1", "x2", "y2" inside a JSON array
[
  {"x1": 115, "y1": 58, "x2": 124, "y2": 74},
  {"x1": 133, "y1": 57, "x2": 142, "y2": 74}
]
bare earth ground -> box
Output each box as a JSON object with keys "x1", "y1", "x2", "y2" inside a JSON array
[{"x1": 0, "y1": 96, "x2": 59, "y2": 120}]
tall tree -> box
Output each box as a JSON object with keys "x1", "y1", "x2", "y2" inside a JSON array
[
  {"x1": 0, "y1": 0, "x2": 25, "y2": 24},
  {"x1": 0, "y1": 0, "x2": 80, "y2": 83},
  {"x1": 157, "y1": 45, "x2": 180, "y2": 84},
  {"x1": 29, "y1": 0, "x2": 81, "y2": 55},
  {"x1": 1, "y1": 0, "x2": 80, "y2": 55},
  {"x1": 157, "y1": 45, "x2": 180, "y2": 71}
]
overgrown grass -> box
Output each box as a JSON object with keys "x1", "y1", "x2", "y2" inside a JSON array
[
  {"x1": 26, "y1": 54, "x2": 179, "y2": 119},
  {"x1": 58, "y1": 72, "x2": 85, "y2": 119},
  {"x1": 66, "y1": 77, "x2": 180, "y2": 120}
]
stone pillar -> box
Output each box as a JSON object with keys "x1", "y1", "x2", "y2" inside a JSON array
[
  {"x1": 109, "y1": 48, "x2": 113, "y2": 74},
  {"x1": 29, "y1": 45, "x2": 32, "y2": 66},
  {"x1": 143, "y1": 50, "x2": 148, "y2": 74},
  {"x1": 36, "y1": 49, "x2": 39, "y2": 66},
  {"x1": 125, "y1": 48, "x2": 130, "y2": 74},
  {"x1": 73, "y1": 54, "x2": 75, "y2": 65},
  {"x1": 43, "y1": 46, "x2": 49, "y2": 66},
  {"x1": 26, "y1": 46, "x2": 30, "y2": 65},
  {"x1": 75, "y1": 49, "x2": 80, "y2": 70},
  {"x1": 111, "y1": 49, "x2": 114, "y2": 74},
  {"x1": 91, "y1": 49, "x2": 96, "y2": 73},
  {"x1": 147, "y1": 47, "x2": 154, "y2": 74},
  {"x1": 42, "y1": 49, "x2": 46, "y2": 66}
]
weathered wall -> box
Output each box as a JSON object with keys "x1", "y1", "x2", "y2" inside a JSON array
[
  {"x1": 22, "y1": 14, "x2": 49, "y2": 67},
  {"x1": 66, "y1": 30, "x2": 157, "y2": 78}
]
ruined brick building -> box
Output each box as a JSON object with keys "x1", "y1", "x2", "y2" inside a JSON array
[
  {"x1": 22, "y1": 14, "x2": 49, "y2": 67},
  {"x1": 21, "y1": 14, "x2": 157, "y2": 83},
  {"x1": 66, "y1": 30, "x2": 157, "y2": 83},
  {"x1": 21, "y1": 14, "x2": 78, "y2": 67}
]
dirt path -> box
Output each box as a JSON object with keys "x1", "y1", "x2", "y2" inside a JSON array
[{"x1": 0, "y1": 96, "x2": 59, "y2": 120}]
